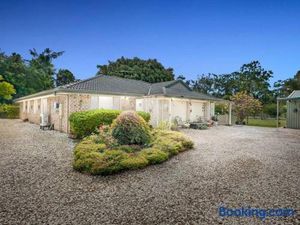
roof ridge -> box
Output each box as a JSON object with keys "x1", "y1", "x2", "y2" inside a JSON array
[
  {"x1": 100, "y1": 75, "x2": 151, "y2": 85},
  {"x1": 63, "y1": 76, "x2": 101, "y2": 89}
]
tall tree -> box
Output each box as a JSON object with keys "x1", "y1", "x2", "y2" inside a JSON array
[
  {"x1": 237, "y1": 61, "x2": 273, "y2": 103},
  {"x1": 0, "y1": 49, "x2": 64, "y2": 101},
  {"x1": 56, "y1": 69, "x2": 76, "y2": 86},
  {"x1": 0, "y1": 52, "x2": 30, "y2": 99},
  {"x1": 192, "y1": 61, "x2": 273, "y2": 103},
  {"x1": 28, "y1": 48, "x2": 64, "y2": 91},
  {"x1": 275, "y1": 70, "x2": 300, "y2": 97},
  {"x1": 96, "y1": 57, "x2": 175, "y2": 83}
]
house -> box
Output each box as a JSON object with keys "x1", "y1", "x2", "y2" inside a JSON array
[
  {"x1": 277, "y1": 90, "x2": 300, "y2": 129},
  {"x1": 15, "y1": 75, "x2": 229, "y2": 133}
]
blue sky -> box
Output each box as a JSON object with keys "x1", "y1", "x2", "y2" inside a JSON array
[{"x1": 1, "y1": 0, "x2": 299, "y2": 84}]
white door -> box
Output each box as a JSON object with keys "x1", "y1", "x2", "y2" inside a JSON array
[
  {"x1": 172, "y1": 101, "x2": 187, "y2": 121},
  {"x1": 190, "y1": 102, "x2": 204, "y2": 121}
]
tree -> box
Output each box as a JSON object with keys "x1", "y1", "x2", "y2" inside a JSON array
[
  {"x1": 231, "y1": 92, "x2": 262, "y2": 124},
  {"x1": 237, "y1": 61, "x2": 273, "y2": 104},
  {"x1": 56, "y1": 69, "x2": 76, "y2": 86},
  {"x1": 96, "y1": 57, "x2": 175, "y2": 83},
  {"x1": 0, "y1": 75, "x2": 16, "y2": 100},
  {"x1": 28, "y1": 48, "x2": 64, "y2": 91},
  {"x1": 191, "y1": 73, "x2": 218, "y2": 95},
  {"x1": 0, "y1": 52, "x2": 29, "y2": 99},
  {"x1": 275, "y1": 70, "x2": 300, "y2": 97},
  {"x1": 0, "y1": 49, "x2": 64, "y2": 102},
  {"x1": 192, "y1": 61, "x2": 273, "y2": 103}
]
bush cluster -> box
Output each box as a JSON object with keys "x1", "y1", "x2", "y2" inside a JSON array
[
  {"x1": 73, "y1": 126, "x2": 194, "y2": 176},
  {"x1": 0, "y1": 104, "x2": 19, "y2": 119},
  {"x1": 111, "y1": 111, "x2": 151, "y2": 145},
  {"x1": 69, "y1": 109, "x2": 150, "y2": 138}
]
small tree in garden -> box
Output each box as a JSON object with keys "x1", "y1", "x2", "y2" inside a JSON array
[
  {"x1": 231, "y1": 92, "x2": 262, "y2": 124},
  {"x1": 0, "y1": 75, "x2": 16, "y2": 100},
  {"x1": 111, "y1": 111, "x2": 151, "y2": 145}
]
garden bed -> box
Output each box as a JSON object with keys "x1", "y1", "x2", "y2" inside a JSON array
[{"x1": 72, "y1": 111, "x2": 194, "y2": 175}]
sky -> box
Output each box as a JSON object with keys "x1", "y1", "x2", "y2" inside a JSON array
[{"x1": 1, "y1": 0, "x2": 299, "y2": 84}]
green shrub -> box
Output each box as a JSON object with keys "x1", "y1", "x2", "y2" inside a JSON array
[
  {"x1": 117, "y1": 145, "x2": 142, "y2": 153},
  {"x1": 74, "y1": 139, "x2": 106, "y2": 160},
  {"x1": 111, "y1": 111, "x2": 151, "y2": 145},
  {"x1": 153, "y1": 139, "x2": 183, "y2": 156},
  {"x1": 136, "y1": 111, "x2": 150, "y2": 123},
  {"x1": 139, "y1": 148, "x2": 169, "y2": 164},
  {"x1": 69, "y1": 109, "x2": 150, "y2": 138},
  {"x1": 152, "y1": 130, "x2": 194, "y2": 155},
  {"x1": 120, "y1": 154, "x2": 149, "y2": 169},
  {"x1": 90, "y1": 150, "x2": 128, "y2": 175},
  {"x1": 73, "y1": 151, "x2": 103, "y2": 172},
  {"x1": 0, "y1": 104, "x2": 19, "y2": 119},
  {"x1": 72, "y1": 128, "x2": 194, "y2": 176}
]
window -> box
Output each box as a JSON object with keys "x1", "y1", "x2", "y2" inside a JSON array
[
  {"x1": 53, "y1": 102, "x2": 60, "y2": 111},
  {"x1": 99, "y1": 96, "x2": 113, "y2": 109},
  {"x1": 90, "y1": 96, "x2": 113, "y2": 109}
]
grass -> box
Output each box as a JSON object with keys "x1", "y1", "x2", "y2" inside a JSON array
[{"x1": 246, "y1": 118, "x2": 286, "y2": 128}]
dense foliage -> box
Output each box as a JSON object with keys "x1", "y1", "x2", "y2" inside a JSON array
[
  {"x1": 96, "y1": 57, "x2": 175, "y2": 83},
  {"x1": 191, "y1": 61, "x2": 273, "y2": 104},
  {"x1": 0, "y1": 49, "x2": 76, "y2": 103},
  {"x1": 0, "y1": 104, "x2": 19, "y2": 118},
  {"x1": 56, "y1": 69, "x2": 76, "y2": 86},
  {"x1": 111, "y1": 111, "x2": 151, "y2": 145},
  {"x1": 0, "y1": 75, "x2": 16, "y2": 100},
  {"x1": 231, "y1": 92, "x2": 262, "y2": 123},
  {"x1": 73, "y1": 127, "x2": 194, "y2": 175},
  {"x1": 69, "y1": 109, "x2": 151, "y2": 138}
]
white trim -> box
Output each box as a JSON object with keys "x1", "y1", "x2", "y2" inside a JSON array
[{"x1": 17, "y1": 94, "x2": 55, "y2": 102}]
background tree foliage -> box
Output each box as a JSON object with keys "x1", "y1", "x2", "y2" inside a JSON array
[
  {"x1": 0, "y1": 49, "x2": 76, "y2": 103},
  {"x1": 231, "y1": 92, "x2": 262, "y2": 123},
  {"x1": 0, "y1": 75, "x2": 16, "y2": 100},
  {"x1": 191, "y1": 61, "x2": 273, "y2": 104},
  {"x1": 96, "y1": 57, "x2": 175, "y2": 83},
  {"x1": 56, "y1": 69, "x2": 76, "y2": 86}
]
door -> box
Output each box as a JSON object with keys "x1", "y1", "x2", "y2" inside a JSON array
[
  {"x1": 158, "y1": 100, "x2": 169, "y2": 122},
  {"x1": 190, "y1": 101, "x2": 204, "y2": 122},
  {"x1": 172, "y1": 100, "x2": 187, "y2": 121}
]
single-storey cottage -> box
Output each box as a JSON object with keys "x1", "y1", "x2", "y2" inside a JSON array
[{"x1": 15, "y1": 75, "x2": 229, "y2": 133}]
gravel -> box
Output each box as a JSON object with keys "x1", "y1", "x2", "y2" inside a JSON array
[{"x1": 0, "y1": 119, "x2": 299, "y2": 225}]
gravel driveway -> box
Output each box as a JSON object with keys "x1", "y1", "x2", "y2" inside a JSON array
[{"x1": 0, "y1": 119, "x2": 299, "y2": 225}]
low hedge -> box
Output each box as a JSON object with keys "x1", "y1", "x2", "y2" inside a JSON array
[
  {"x1": 0, "y1": 104, "x2": 19, "y2": 119},
  {"x1": 69, "y1": 109, "x2": 151, "y2": 138},
  {"x1": 73, "y1": 128, "x2": 194, "y2": 175}
]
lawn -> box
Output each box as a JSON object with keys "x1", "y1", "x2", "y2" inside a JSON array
[{"x1": 247, "y1": 118, "x2": 286, "y2": 127}]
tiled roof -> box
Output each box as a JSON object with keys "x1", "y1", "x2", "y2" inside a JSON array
[
  {"x1": 64, "y1": 75, "x2": 150, "y2": 96},
  {"x1": 15, "y1": 75, "x2": 223, "y2": 101}
]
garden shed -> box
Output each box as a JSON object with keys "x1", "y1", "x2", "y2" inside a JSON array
[{"x1": 277, "y1": 90, "x2": 300, "y2": 129}]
